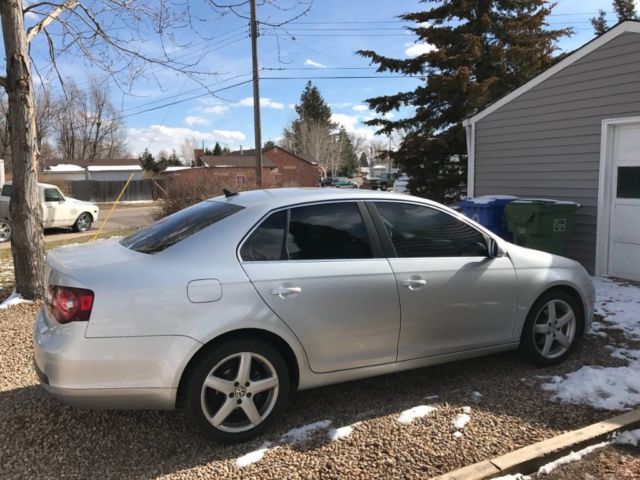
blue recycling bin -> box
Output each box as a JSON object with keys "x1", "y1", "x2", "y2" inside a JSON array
[{"x1": 459, "y1": 195, "x2": 518, "y2": 241}]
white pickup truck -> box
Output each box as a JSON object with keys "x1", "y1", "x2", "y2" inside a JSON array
[{"x1": 0, "y1": 182, "x2": 99, "y2": 242}]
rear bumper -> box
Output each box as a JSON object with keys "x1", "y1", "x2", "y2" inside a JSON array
[{"x1": 33, "y1": 309, "x2": 201, "y2": 410}]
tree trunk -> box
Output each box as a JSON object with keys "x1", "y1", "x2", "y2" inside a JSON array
[{"x1": 0, "y1": 0, "x2": 46, "y2": 299}]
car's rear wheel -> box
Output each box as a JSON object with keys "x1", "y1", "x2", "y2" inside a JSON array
[
  {"x1": 380, "y1": 182, "x2": 388, "y2": 191},
  {"x1": 519, "y1": 290, "x2": 583, "y2": 366},
  {"x1": 74, "y1": 213, "x2": 92, "y2": 232},
  {"x1": 184, "y1": 339, "x2": 290, "y2": 443},
  {"x1": 0, "y1": 220, "x2": 11, "y2": 243}
]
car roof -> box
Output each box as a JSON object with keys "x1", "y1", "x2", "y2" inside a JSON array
[{"x1": 209, "y1": 187, "x2": 438, "y2": 210}]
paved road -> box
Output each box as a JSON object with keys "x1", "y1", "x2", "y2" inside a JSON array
[{"x1": 0, "y1": 204, "x2": 156, "y2": 249}]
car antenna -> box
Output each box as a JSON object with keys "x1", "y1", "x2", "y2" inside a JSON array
[{"x1": 223, "y1": 188, "x2": 239, "y2": 198}]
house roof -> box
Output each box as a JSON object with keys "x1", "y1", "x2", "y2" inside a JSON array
[
  {"x1": 46, "y1": 158, "x2": 140, "y2": 169},
  {"x1": 464, "y1": 20, "x2": 640, "y2": 126},
  {"x1": 200, "y1": 155, "x2": 278, "y2": 168},
  {"x1": 227, "y1": 146, "x2": 318, "y2": 165}
]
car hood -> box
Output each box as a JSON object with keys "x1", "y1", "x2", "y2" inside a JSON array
[
  {"x1": 503, "y1": 242, "x2": 582, "y2": 270},
  {"x1": 65, "y1": 197, "x2": 98, "y2": 210}
]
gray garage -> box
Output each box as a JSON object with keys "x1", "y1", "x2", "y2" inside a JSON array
[{"x1": 464, "y1": 21, "x2": 640, "y2": 281}]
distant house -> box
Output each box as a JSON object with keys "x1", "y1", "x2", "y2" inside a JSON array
[
  {"x1": 191, "y1": 145, "x2": 320, "y2": 188},
  {"x1": 43, "y1": 158, "x2": 144, "y2": 181},
  {"x1": 464, "y1": 21, "x2": 640, "y2": 280}
]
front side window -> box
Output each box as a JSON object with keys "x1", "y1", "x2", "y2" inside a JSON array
[
  {"x1": 287, "y1": 203, "x2": 371, "y2": 260},
  {"x1": 121, "y1": 200, "x2": 244, "y2": 254},
  {"x1": 374, "y1": 202, "x2": 488, "y2": 258},
  {"x1": 44, "y1": 189, "x2": 63, "y2": 202}
]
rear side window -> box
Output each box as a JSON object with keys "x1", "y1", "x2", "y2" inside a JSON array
[
  {"x1": 287, "y1": 203, "x2": 371, "y2": 260},
  {"x1": 374, "y1": 202, "x2": 488, "y2": 258},
  {"x1": 240, "y1": 210, "x2": 287, "y2": 261},
  {"x1": 1, "y1": 184, "x2": 12, "y2": 197},
  {"x1": 121, "y1": 201, "x2": 243, "y2": 254}
]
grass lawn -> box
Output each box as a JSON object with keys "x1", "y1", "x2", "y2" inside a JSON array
[{"x1": 0, "y1": 228, "x2": 134, "y2": 300}]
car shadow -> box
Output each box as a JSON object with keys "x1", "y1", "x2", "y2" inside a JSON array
[{"x1": 0, "y1": 329, "x2": 627, "y2": 478}]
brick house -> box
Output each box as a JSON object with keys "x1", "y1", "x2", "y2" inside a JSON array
[{"x1": 192, "y1": 146, "x2": 319, "y2": 188}]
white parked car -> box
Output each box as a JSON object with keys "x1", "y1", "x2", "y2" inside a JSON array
[{"x1": 0, "y1": 182, "x2": 99, "y2": 242}]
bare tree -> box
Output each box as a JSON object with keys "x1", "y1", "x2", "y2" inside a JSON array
[
  {"x1": 55, "y1": 80, "x2": 126, "y2": 162},
  {"x1": 0, "y1": 0, "x2": 221, "y2": 299},
  {"x1": 180, "y1": 138, "x2": 196, "y2": 166}
]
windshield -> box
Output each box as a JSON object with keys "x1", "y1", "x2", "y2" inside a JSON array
[{"x1": 120, "y1": 200, "x2": 244, "y2": 254}]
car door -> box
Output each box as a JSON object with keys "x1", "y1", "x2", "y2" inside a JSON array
[
  {"x1": 240, "y1": 201, "x2": 401, "y2": 373},
  {"x1": 42, "y1": 188, "x2": 69, "y2": 227},
  {"x1": 370, "y1": 201, "x2": 518, "y2": 361}
]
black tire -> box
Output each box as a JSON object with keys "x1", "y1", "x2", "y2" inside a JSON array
[
  {"x1": 184, "y1": 339, "x2": 291, "y2": 443},
  {"x1": 0, "y1": 219, "x2": 11, "y2": 243},
  {"x1": 73, "y1": 212, "x2": 93, "y2": 232},
  {"x1": 380, "y1": 182, "x2": 388, "y2": 191},
  {"x1": 519, "y1": 289, "x2": 583, "y2": 366}
]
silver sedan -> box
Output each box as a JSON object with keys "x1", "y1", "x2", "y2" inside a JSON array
[{"x1": 33, "y1": 188, "x2": 595, "y2": 443}]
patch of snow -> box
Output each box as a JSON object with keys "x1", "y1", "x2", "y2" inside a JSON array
[
  {"x1": 471, "y1": 391, "x2": 483, "y2": 402},
  {"x1": 492, "y1": 475, "x2": 531, "y2": 480},
  {"x1": 280, "y1": 420, "x2": 331, "y2": 444},
  {"x1": 452, "y1": 431, "x2": 463, "y2": 439},
  {"x1": 87, "y1": 165, "x2": 142, "y2": 171},
  {"x1": 396, "y1": 405, "x2": 436, "y2": 424},
  {"x1": 424, "y1": 394, "x2": 439, "y2": 401},
  {"x1": 452, "y1": 413, "x2": 471, "y2": 430},
  {"x1": 592, "y1": 277, "x2": 640, "y2": 339},
  {"x1": 462, "y1": 406, "x2": 472, "y2": 414},
  {"x1": 0, "y1": 291, "x2": 31, "y2": 309},
  {"x1": 327, "y1": 424, "x2": 356, "y2": 441},
  {"x1": 537, "y1": 441, "x2": 609, "y2": 475},
  {"x1": 47, "y1": 164, "x2": 84, "y2": 172},
  {"x1": 235, "y1": 441, "x2": 272, "y2": 469},
  {"x1": 614, "y1": 428, "x2": 640, "y2": 446}
]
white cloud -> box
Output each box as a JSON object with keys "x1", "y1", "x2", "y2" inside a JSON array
[
  {"x1": 304, "y1": 59, "x2": 327, "y2": 69},
  {"x1": 405, "y1": 42, "x2": 436, "y2": 58},
  {"x1": 184, "y1": 116, "x2": 208, "y2": 126},
  {"x1": 204, "y1": 105, "x2": 229, "y2": 115},
  {"x1": 352, "y1": 104, "x2": 369, "y2": 112},
  {"x1": 331, "y1": 113, "x2": 375, "y2": 140},
  {"x1": 238, "y1": 97, "x2": 285, "y2": 109},
  {"x1": 330, "y1": 102, "x2": 354, "y2": 109},
  {"x1": 126, "y1": 125, "x2": 246, "y2": 156}
]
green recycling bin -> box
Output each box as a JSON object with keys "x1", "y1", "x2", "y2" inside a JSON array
[{"x1": 505, "y1": 199, "x2": 579, "y2": 255}]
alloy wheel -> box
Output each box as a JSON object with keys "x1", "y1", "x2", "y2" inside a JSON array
[
  {"x1": 77, "y1": 214, "x2": 91, "y2": 231},
  {"x1": 0, "y1": 221, "x2": 11, "y2": 242},
  {"x1": 532, "y1": 299, "x2": 576, "y2": 359},
  {"x1": 200, "y1": 352, "x2": 279, "y2": 433}
]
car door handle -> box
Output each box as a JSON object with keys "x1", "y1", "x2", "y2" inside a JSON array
[
  {"x1": 270, "y1": 287, "x2": 302, "y2": 298},
  {"x1": 401, "y1": 279, "x2": 427, "y2": 290}
]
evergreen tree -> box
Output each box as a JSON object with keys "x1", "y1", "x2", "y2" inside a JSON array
[
  {"x1": 336, "y1": 127, "x2": 359, "y2": 177},
  {"x1": 167, "y1": 149, "x2": 181, "y2": 166},
  {"x1": 295, "y1": 81, "x2": 332, "y2": 124},
  {"x1": 212, "y1": 142, "x2": 223, "y2": 156},
  {"x1": 138, "y1": 148, "x2": 166, "y2": 175},
  {"x1": 264, "y1": 140, "x2": 276, "y2": 149},
  {"x1": 358, "y1": 1, "x2": 571, "y2": 202},
  {"x1": 591, "y1": 0, "x2": 638, "y2": 35},
  {"x1": 359, "y1": 152, "x2": 369, "y2": 168}
]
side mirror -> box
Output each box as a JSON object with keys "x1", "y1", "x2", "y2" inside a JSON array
[{"x1": 487, "y1": 237, "x2": 500, "y2": 258}]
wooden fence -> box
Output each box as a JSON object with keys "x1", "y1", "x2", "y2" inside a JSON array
[{"x1": 69, "y1": 179, "x2": 158, "y2": 202}]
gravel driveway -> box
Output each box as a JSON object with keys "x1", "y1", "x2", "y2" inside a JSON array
[{"x1": 1, "y1": 297, "x2": 638, "y2": 480}]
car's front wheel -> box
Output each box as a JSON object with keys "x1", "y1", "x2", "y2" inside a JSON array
[
  {"x1": 519, "y1": 290, "x2": 583, "y2": 366},
  {"x1": 74, "y1": 213, "x2": 92, "y2": 232},
  {"x1": 184, "y1": 339, "x2": 291, "y2": 443},
  {"x1": 0, "y1": 219, "x2": 11, "y2": 243}
]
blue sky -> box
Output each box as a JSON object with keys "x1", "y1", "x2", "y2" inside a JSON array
[{"x1": 22, "y1": 0, "x2": 639, "y2": 158}]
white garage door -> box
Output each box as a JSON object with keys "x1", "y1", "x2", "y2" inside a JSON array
[{"x1": 608, "y1": 123, "x2": 640, "y2": 281}]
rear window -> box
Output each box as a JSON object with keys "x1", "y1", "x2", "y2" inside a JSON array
[
  {"x1": 120, "y1": 201, "x2": 244, "y2": 254},
  {"x1": 1, "y1": 184, "x2": 12, "y2": 197}
]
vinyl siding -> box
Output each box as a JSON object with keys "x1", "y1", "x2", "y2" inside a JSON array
[{"x1": 474, "y1": 32, "x2": 640, "y2": 272}]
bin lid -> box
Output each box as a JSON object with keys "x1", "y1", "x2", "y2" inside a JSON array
[
  {"x1": 511, "y1": 198, "x2": 581, "y2": 207},
  {"x1": 460, "y1": 195, "x2": 518, "y2": 207}
]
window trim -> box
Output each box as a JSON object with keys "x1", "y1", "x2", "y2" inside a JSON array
[
  {"x1": 237, "y1": 200, "x2": 384, "y2": 263},
  {"x1": 366, "y1": 200, "x2": 492, "y2": 259}
]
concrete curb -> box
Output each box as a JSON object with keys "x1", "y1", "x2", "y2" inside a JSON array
[{"x1": 431, "y1": 408, "x2": 640, "y2": 480}]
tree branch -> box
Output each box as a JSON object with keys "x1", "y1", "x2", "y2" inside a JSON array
[{"x1": 27, "y1": 0, "x2": 79, "y2": 43}]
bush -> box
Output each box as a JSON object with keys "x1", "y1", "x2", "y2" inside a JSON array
[{"x1": 155, "y1": 169, "x2": 257, "y2": 219}]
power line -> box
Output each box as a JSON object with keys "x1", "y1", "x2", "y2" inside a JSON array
[{"x1": 262, "y1": 75, "x2": 425, "y2": 80}]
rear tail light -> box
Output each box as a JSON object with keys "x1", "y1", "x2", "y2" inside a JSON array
[{"x1": 45, "y1": 285, "x2": 94, "y2": 324}]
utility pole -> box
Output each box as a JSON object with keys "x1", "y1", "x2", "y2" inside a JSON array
[{"x1": 249, "y1": 0, "x2": 263, "y2": 188}]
